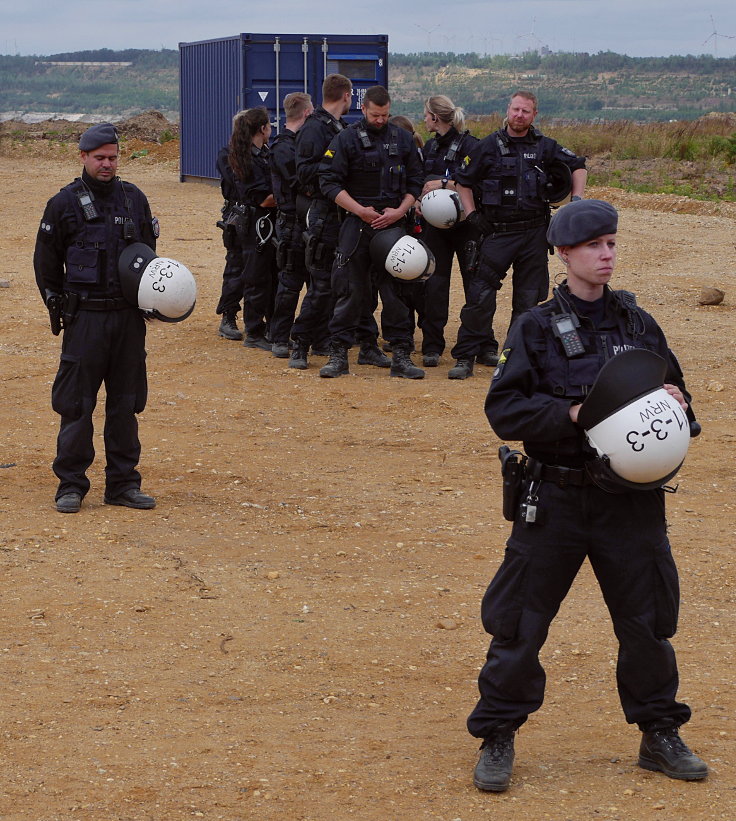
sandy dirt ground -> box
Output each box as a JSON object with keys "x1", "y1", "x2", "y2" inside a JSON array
[{"x1": 0, "y1": 143, "x2": 735, "y2": 821}]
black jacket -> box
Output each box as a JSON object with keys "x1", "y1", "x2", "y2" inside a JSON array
[
  {"x1": 486, "y1": 283, "x2": 692, "y2": 467},
  {"x1": 318, "y1": 119, "x2": 424, "y2": 209},
  {"x1": 34, "y1": 170, "x2": 156, "y2": 300}
]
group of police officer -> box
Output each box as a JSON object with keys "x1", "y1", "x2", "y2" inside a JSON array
[
  {"x1": 208, "y1": 80, "x2": 708, "y2": 791},
  {"x1": 213, "y1": 78, "x2": 587, "y2": 382},
  {"x1": 34, "y1": 87, "x2": 708, "y2": 796}
]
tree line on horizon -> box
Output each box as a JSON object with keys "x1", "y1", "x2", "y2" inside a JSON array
[{"x1": 0, "y1": 48, "x2": 734, "y2": 122}]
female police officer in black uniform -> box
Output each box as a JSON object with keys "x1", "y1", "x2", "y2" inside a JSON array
[
  {"x1": 418, "y1": 95, "x2": 484, "y2": 367},
  {"x1": 469, "y1": 199, "x2": 708, "y2": 792},
  {"x1": 228, "y1": 107, "x2": 278, "y2": 350}
]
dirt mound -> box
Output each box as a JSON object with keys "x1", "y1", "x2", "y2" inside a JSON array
[
  {"x1": 117, "y1": 110, "x2": 179, "y2": 142},
  {"x1": 698, "y1": 111, "x2": 736, "y2": 128},
  {"x1": 0, "y1": 110, "x2": 178, "y2": 145}
]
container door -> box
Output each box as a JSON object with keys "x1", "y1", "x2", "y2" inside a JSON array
[{"x1": 179, "y1": 37, "x2": 243, "y2": 181}]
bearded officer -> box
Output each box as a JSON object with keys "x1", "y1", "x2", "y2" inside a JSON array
[
  {"x1": 291, "y1": 73, "x2": 389, "y2": 371},
  {"x1": 318, "y1": 85, "x2": 425, "y2": 378},
  {"x1": 451, "y1": 90, "x2": 587, "y2": 380},
  {"x1": 469, "y1": 199, "x2": 707, "y2": 791},
  {"x1": 34, "y1": 123, "x2": 158, "y2": 513}
]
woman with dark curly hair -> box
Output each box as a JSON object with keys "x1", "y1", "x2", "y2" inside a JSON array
[{"x1": 227, "y1": 107, "x2": 278, "y2": 349}]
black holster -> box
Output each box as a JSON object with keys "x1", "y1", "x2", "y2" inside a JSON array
[
  {"x1": 46, "y1": 291, "x2": 79, "y2": 335},
  {"x1": 275, "y1": 237, "x2": 295, "y2": 272},
  {"x1": 46, "y1": 293, "x2": 63, "y2": 335},
  {"x1": 499, "y1": 445, "x2": 527, "y2": 521},
  {"x1": 464, "y1": 237, "x2": 482, "y2": 276}
]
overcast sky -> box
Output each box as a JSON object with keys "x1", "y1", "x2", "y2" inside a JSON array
[{"x1": 3, "y1": 0, "x2": 735, "y2": 58}]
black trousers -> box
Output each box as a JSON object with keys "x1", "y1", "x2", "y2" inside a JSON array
[
  {"x1": 292, "y1": 208, "x2": 377, "y2": 346},
  {"x1": 51, "y1": 308, "x2": 147, "y2": 500},
  {"x1": 215, "y1": 243, "x2": 245, "y2": 316},
  {"x1": 241, "y1": 222, "x2": 278, "y2": 340},
  {"x1": 452, "y1": 223, "x2": 549, "y2": 360},
  {"x1": 467, "y1": 479, "x2": 691, "y2": 738},
  {"x1": 329, "y1": 218, "x2": 413, "y2": 348},
  {"x1": 421, "y1": 221, "x2": 496, "y2": 356},
  {"x1": 270, "y1": 213, "x2": 309, "y2": 344}
]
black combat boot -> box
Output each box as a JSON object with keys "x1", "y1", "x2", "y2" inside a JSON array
[
  {"x1": 218, "y1": 311, "x2": 243, "y2": 340},
  {"x1": 476, "y1": 349, "x2": 499, "y2": 367},
  {"x1": 422, "y1": 352, "x2": 441, "y2": 368},
  {"x1": 357, "y1": 341, "x2": 391, "y2": 368},
  {"x1": 473, "y1": 730, "x2": 515, "y2": 792},
  {"x1": 319, "y1": 343, "x2": 349, "y2": 378},
  {"x1": 390, "y1": 345, "x2": 425, "y2": 379},
  {"x1": 56, "y1": 492, "x2": 82, "y2": 513},
  {"x1": 289, "y1": 340, "x2": 309, "y2": 370},
  {"x1": 243, "y1": 334, "x2": 271, "y2": 350},
  {"x1": 638, "y1": 727, "x2": 708, "y2": 780},
  {"x1": 448, "y1": 358, "x2": 474, "y2": 380},
  {"x1": 271, "y1": 341, "x2": 290, "y2": 358}
]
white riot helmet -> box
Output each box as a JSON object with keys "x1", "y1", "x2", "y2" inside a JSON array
[
  {"x1": 118, "y1": 243, "x2": 197, "y2": 323},
  {"x1": 420, "y1": 188, "x2": 464, "y2": 229},
  {"x1": 369, "y1": 228, "x2": 435, "y2": 282},
  {"x1": 577, "y1": 349, "x2": 691, "y2": 491}
]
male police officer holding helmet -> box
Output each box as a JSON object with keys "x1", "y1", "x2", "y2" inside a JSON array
[
  {"x1": 452, "y1": 90, "x2": 587, "y2": 380},
  {"x1": 34, "y1": 123, "x2": 158, "y2": 513},
  {"x1": 469, "y1": 199, "x2": 707, "y2": 792},
  {"x1": 318, "y1": 85, "x2": 426, "y2": 379}
]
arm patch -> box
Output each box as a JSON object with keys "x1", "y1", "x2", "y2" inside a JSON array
[{"x1": 493, "y1": 347, "x2": 511, "y2": 380}]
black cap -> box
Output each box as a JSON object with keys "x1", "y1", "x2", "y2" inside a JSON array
[
  {"x1": 547, "y1": 199, "x2": 618, "y2": 247},
  {"x1": 79, "y1": 123, "x2": 119, "y2": 151},
  {"x1": 577, "y1": 348, "x2": 667, "y2": 430}
]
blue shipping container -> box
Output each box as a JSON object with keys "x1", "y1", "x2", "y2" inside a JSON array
[{"x1": 179, "y1": 32, "x2": 389, "y2": 182}]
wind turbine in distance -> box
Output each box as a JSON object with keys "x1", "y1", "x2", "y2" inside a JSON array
[
  {"x1": 516, "y1": 18, "x2": 545, "y2": 54},
  {"x1": 703, "y1": 14, "x2": 735, "y2": 56},
  {"x1": 415, "y1": 23, "x2": 440, "y2": 53}
]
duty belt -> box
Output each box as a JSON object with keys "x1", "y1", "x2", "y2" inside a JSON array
[
  {"x1": 76, "y1": 297, "x2": 131, "y2": 311},
  {"x1": 529, "y1": 459, "x2": 592, "y2": 487},
  {"x1": 487, "y1": 215, "x2": 547, "y2": 234}
]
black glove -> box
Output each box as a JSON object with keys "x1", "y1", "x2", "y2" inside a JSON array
[{"x1": 465, "y1": 210, "x2": 490, "y2": 242}]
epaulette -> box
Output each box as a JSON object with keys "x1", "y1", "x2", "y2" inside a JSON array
[{"x1": 611, "y1": 288, "x2": 646, "y2": 337}]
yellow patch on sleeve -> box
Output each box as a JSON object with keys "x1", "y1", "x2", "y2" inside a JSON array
[
  {"x1": 324, "y1": 149, "x2": 334, "y2": 158},
  {"x1": 463, "y1": 154, "x2": 471, "y2": 165},
  {"x1": 492, "y1": 347, "x2": 511, "y2": 380}
]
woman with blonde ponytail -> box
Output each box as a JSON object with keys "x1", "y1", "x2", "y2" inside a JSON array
[{"x1": 418, "y1": 95, "x2": 495, "y2": 369}]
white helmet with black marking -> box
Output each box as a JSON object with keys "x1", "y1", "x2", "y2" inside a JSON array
[
  {"x1": 578, "y1": 349, "x2": 691, "y2": 490},
  {"x1": 118, "y1": 243, "x2": 197, "y2": 323},
  {"x1": 369, "y1": 227, "x2": 435, "y2": 282},
  {"x1": 420, "y1": 188, "x2": 464, "y2": 229}
]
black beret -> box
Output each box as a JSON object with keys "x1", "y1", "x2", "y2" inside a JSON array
[
  {"x1": 79, "y1": 123, "x2": 119, "y2": 151},
  {"x1": 547, "y1": 199, "x2": 618, "y2": 247}
]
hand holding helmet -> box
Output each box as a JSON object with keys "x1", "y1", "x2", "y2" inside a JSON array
[
  {"x1": 420, "y1": 188, "x2": 464, "y2": 229},
  {"x1": 118, "y1": 243, "x2": 197, "y2": 323}
]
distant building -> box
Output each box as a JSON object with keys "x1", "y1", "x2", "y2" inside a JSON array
[{"x1": 34, "y1": 61, "x2": 132, "y2": 67}]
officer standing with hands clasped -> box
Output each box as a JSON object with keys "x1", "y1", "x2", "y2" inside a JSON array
[
  {"x1": 318, "y1": 85, "x2": 426, "y2": 379},
  {"x1": 452, "y1": 90, "x2": 587, "y2": 380},
  {"x1": 34, "y1": 123, "x2": 158, "y2": 513},
  {"x1": 292, "y1": 74, "x2": 389, "y2": 371},
  {"x1": 469, "y1": 199, "x2": 707, "y2": 792}
]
